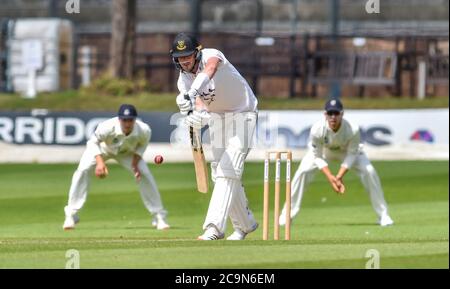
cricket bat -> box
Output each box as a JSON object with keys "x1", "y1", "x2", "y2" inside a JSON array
[
  {"x1": 184, "y1": 94, "x2": 209, "y2": 193},
  {"x1": 189, "y1": 126, "x2": 209, "y2": 193}
]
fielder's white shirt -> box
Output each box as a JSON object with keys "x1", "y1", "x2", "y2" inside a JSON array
[
  {"x1": 309, "y1": 118, "x2": 362, "y2": 169},
  {"x1": 87, "y1": 117, "x2": 151, "y2": 157},
  {"x1": 177, "y1": 48, "x2": 258, "y2": 113}
]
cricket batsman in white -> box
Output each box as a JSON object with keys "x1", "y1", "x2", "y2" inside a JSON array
[
  {"x1": 170, "y1": 32, "x2": 259, "y2": 240},
  {"x1": 279, "y1": 99, "x2": 394, "y2": 227},
  {"x1": 62, "y1": 104, "x2": 170, "y2": 230}
]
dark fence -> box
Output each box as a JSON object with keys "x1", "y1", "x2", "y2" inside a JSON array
[
  {"x1": 0, "y1": 19, "x2": 9, "y2": 92},
  {"x1": 427, "y1": 54, "x2": 449, "y2": 84},
  {"x1": 74, "y1": 32, "x2": 448, "y2": 98},
  {"x1": 1, "y1": 29, "x2": 448, "y2": 98}
]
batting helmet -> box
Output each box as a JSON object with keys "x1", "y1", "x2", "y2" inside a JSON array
[{"x1": 169, "y1": 32, "x2": 202, "y2": 72}]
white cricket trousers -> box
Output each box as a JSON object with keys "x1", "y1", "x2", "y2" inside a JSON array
[
  {"x1": 203, "y1": 111, "x2": 258, "y2": 235},
  {"x1": 282, "y1": 151, "x2": 390, "y2": 219},
  {"x1": 65, "y1": 149, "x2": 167, "y2": 216}
]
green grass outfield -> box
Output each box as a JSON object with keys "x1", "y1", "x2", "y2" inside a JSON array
[
  {"x1": 0, "y1": 161, "x2": 448, "y2": 268},
  {"x1": 0, "y1": 91, "x2": 448, "y2": 111}
]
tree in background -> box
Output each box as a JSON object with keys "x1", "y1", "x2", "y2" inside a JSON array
[{"x1": 110, "y1": 0, "x2": 136, "y2": 78}]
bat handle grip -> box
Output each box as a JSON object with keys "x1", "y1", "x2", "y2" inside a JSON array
[
  {"x1": 184, "y1": 93, "x2": 194, "y2": 115},
  {"x1": 184, "y1": 93, "x2": 193, "y2": 102}
]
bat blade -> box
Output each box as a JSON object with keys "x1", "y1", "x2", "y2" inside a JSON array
[{"x1": 190, "y1": 127, "x2": 209, "y2": 193}]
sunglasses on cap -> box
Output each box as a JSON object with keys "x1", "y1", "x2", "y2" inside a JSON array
[{"x1": 326, "y1": 111, "x2": 341, "y2": 116}]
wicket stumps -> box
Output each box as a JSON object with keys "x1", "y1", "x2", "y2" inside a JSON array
[{"x1": 263, "y1": 150, "x2": 292, "y2": 240}]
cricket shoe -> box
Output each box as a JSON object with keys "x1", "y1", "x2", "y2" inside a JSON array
[
  {"x1": 279, "y1": 213, "x2": 287, "y2": 226},
  {"x1": 378, "y1": 214, "x2": 394, "y2": 227},
  {"x1": 63, "y1": 206, "x2": 80, "y2": 230},
  {"x1": 226, "y1": 223, "x2": 259, "y2": 241},
  {"x1": 197, "y1": 226, "x2": 224, "y2": 241},
  {"x1": 152, "y1": 214, "x2": 170, "y2": 230},
  {"x1": 278, "y1": 212, "x2": 294, "y2": 226}
]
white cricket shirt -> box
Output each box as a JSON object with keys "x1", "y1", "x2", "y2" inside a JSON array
[
  {"x1": 86, "y1": 117, "x2": 151, "y2": 157},
  {"x1": 177, "y1": 48, "x2": 258, "y2": 113},
  {"x1": 309, "y1": 118, "x2": 362, "y2": 169}
]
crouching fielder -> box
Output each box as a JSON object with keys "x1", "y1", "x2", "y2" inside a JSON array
[
  {"x1": 63, "y1": 104, "x2": 170, "y2": 230},
  {"x1": 280, "y1": 99, "x2": 394, "y2": 227},
  {"x1": 170, "y1": 32, "x2": 259, "y2": 240}
]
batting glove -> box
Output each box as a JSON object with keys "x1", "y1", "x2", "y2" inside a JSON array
[
  {"x1": 176, "y1": 92, "x2": 193, "y2": 116},
  {"x1": 185, "y1": 110, "x2": 210, "y2": 130}
]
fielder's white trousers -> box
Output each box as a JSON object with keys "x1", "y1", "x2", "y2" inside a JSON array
[
  {"x1": 203, "y1": 111, "x2": 258, "y2": 234},
  {"x1": 282, "y1": 151, "x2": 390, "y2": 220},
  {"x1": 65, "y1": 149, "x2": 167, "y2": 217}
]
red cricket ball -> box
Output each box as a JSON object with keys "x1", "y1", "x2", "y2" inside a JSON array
[{"x1": 154, "y1": 155, "x2": 164, "y2": 164}]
